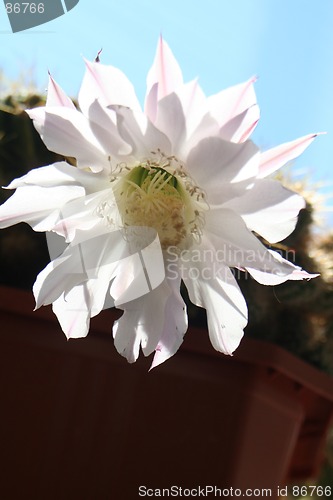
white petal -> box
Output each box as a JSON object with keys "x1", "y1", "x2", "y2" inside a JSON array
[
  {"x1": 52, "y1": 259, "x2": 117, "y2": 339},
  {"x1": 51, "y1": 188, "x2": 117, "y2": 242},
  {"x1": 201, "y1": 211, "x2": 269, "y2": 267},
  {"x1": 79, "y1": 59, "x2": 141, "y2": 116},
  {"x1": 27, "y1": 106, "x2": 110, "y2": 172},
  {"x1": 6, "y1": 161, "x2": 108, "y2": 193},
  {"x1": 34, "y1": 226, "x2": 136, "y2": 308},
  {"x1": 84, "y1": 99, "x2": 132, "y2": 158},
  {"x1": 112, "y1": 309, "x2": 144, "y2": 363},
  {"x1": 176, "y1": 79, "x2": 207, "y2": 137},
  {"x1": 0, "y1": 162, "x2": 109, "y2": 233},
  {"x1": 196, "y1": 215, "x2": 317, "y2": 285},
  {"x1": 33, "y1": 249, "x2": 87, "y2": 309},
  {"x1": 203, "y1": 208, "x2": 304, "y2": 279},
  {"x1": 110, "y1": 254, "x2": 151, "y2": 306},
  {"x1": 39, "y1": 225, "x2": 164, "y2": 312},
  {"x1": 186, "y1": 137, "x2": 259, "y2": 204},
  {"x1": 110, "y1": 230, "x2": 165, "y2": 305},
  {"x1": 112, "y1": 279, "x2": 168, "y2": 363},
  {"x1": 183, "y1": 259, "x2": 247, "y2": 355},
  {"x1": 52, "y1": 285, "x2": 92, "y2": 339},
  {"x1": 155, "y1": 92, "x2": 186, "y2": 154},
  {"x1": 183, "y1": 112, "x2": 220, "y2": 159},
  {"x1": 150, "y1": 273, "x2": 187, "y2": 369},
  {"x1": 223, "y1": 179, "x2": 305, "y2": 243},
  {"x1": 144, "y1": 82, "x2": 159, "y2": 124},
  {"x1": 0, "y1": 184, "x2": 84, "y2": 231},
  {"x1": 113, "y1": 105, "x2": 171, "y2": 159},
  {"x1": 113, "y1": 269, "x2": 187, "y2": 367}
]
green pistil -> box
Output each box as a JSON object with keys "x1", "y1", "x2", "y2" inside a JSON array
[{"x1": 127, "y1": 165, "x2": 179, "y2": 191}]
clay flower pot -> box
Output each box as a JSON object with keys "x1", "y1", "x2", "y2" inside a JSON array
[{"x1": 1, "y1": 284, "x2": 333, "y2": 499}]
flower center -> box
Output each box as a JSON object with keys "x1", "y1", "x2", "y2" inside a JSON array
[{"x1": 114, "y1": 156, "x2": 206, "y2": 250}]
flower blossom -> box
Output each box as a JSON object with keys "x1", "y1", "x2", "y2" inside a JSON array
[{"x1": 0, "y1": 37, "x2": 319, "y2": 368}]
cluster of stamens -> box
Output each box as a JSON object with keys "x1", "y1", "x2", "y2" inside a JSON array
[{"x1": 110, "y1": 151, "x2": 207, "y2": 250}]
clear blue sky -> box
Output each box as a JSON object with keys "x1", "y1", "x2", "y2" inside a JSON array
[{"x1": 1, "y1": 0, "x2": 333, "y2": 224}]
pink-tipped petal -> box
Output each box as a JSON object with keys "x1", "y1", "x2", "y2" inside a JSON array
[
  {"x1": 288, "y1": 269, "x2": 320, "y2": 280},
  {"x1": 219, "y1": 104, "x2": 260, "y2": 143},
  {"x1": 46, "y1": 74, "x2": 76, "y2": 109},
  {"x1": 246, "y1": 250, "x2": 320, "y2": 285},
  {"x1": 258, "y1": 133, "x2": 320, "y2": 179},
  {"x1": 207, "y1": 76, "x2": 258, "y2": 128},
  {"x1": 145, "y1": 36, "x2": 183, "y2": 105},
  {"x1": 79, "y1": 59, "x2": 141, "y2": 117}
]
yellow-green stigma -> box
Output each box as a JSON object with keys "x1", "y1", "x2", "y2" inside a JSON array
[{"x1": 115, "y1": 160, "x2": 205, "y2": 250}]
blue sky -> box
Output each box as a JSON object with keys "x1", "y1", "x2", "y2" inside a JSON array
[{"x1": 1, "y1": 0, "x2": 333, "y2": 223}]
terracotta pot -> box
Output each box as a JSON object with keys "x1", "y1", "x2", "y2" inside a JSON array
[{"x1": 1, "y1": 285, "x2": 333, "y2": 500}]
